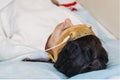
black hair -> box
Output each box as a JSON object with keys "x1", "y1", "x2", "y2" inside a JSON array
[{"x1": 54, "y1": 35, "x2": 108, "y2": 77}]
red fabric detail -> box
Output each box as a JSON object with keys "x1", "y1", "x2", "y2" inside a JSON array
[
  {"x1": 71, "y1": 7, "x2": 77, "y2": 11},
  {"x1": 60, "y1": 1, "x2": 77, "y2": 7}
]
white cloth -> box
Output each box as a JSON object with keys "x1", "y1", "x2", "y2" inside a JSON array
[
  {"x1": 0, "y1": 0, "x2": 82, "y2": 61},
  {"x1": 0, "y1": 0, "x2": 14, "y2": 38}
]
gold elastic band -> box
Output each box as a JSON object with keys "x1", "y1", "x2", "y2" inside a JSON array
[{"x1": 48, "y1": 24, "x2": 95, "y2": 62}]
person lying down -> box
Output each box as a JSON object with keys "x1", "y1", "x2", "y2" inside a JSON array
[
  {"x1": 0, "y1": 0, "x2": 108, "y2": 78},
  {"x1": 23, "y1": 18, "x2": 108, "y2": 77}
]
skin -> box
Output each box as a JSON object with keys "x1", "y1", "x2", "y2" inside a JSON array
[
  {"x1": 47, "y1": 18, "x2": 73, "y2": 49},
  {"x1": 23, "y1": 18, "x2": 73, "y2": 62}
]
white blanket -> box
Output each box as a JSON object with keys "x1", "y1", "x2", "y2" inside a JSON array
[{"x1": 0, "y1": 0, "x2": 82, "y2": 61}]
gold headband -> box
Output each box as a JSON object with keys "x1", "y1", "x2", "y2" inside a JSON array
[{"x1": 48, "y1": 24, "x2": 95, "y2": 62}]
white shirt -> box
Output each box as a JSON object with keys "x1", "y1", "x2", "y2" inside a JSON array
[{"x1": 0, "y1": 0, "x2": 82, "y2": 61}]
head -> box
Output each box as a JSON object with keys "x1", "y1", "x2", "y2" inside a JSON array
[
  {"x1": 54, "y1": 35, "x2": 108, "y2": 77},
  {"x1": 46, "y1": 19, "x2": 108, "y2": 77}
]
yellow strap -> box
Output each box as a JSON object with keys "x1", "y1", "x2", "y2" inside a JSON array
[{"x1": 48, "y1": 53, "x2": 55, "y2": 62}]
